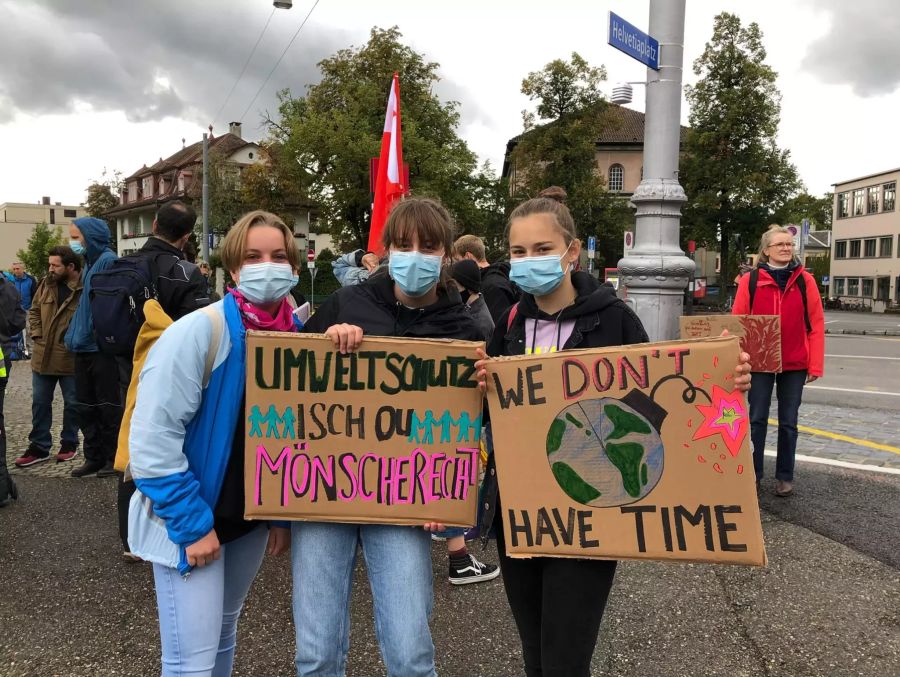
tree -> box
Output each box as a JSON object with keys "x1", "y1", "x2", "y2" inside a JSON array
[
  {"x1": 85, "y1": 168, "x2": 123, "y2": 251},
  {"x1": 263, "y1": 27, "x2": 478, "y2": 251},
  {"x1": 681, "y1": 13, "x2": 802, "y2": 285},
  {"x1": 773, "y1": 191, "x2": 833, "y2": 230},
  {"x1": 17, "y1": 222, "x2": 63, "y2": 276},
  {"x1": 509, "y1": 53, "x2": 633, "y2": 269}
]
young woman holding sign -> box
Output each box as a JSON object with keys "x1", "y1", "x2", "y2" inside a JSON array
[
  {"x1": 475, "y1": 187, "x2": 753, "y2": 677},
  {"x1": 128, "y1": 211, "x2": 334, "y2": 676},
  {"x1": 291, "y1": 197, "x2": 492, "y2": 677}
]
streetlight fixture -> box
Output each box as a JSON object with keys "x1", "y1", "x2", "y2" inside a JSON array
[{"x1": 273, "y1": 0, "x2": 293, "y2": 8}]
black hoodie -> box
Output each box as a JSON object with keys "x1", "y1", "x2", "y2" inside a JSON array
[
  {"x1": 480, "y1": 260, "x2": 520, "y2": 324},
  {"x1": 479, "y1": 272, "x2": 649, "y2": 543},
  {"x1": 487, "y1": 271, "x2": 648, "y2": 357},
  {"x1": 305, "y1": 273, "x2": 483, "y2": 342}
]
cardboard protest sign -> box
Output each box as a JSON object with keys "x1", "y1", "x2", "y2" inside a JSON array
[
  {"x1": 680, "y1": 315, "x2": 782, "y2": 373},
  {"x1": 485, "y1": 336, "x2": 766, "y2": 566},
  {"x1": 245, "y1": 332, "x2": 484, "y2": 527}
]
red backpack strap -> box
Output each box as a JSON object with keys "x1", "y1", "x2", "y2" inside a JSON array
[{"x1": 506, "y1": 302, "x2": 519, "y2": 331}]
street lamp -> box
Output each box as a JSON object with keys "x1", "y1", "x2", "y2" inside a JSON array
[{"x1": 273, "y1": 0, "x2": 293, "y2": 8}]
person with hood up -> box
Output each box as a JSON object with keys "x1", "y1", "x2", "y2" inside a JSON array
[
  {"x1": 452, "y1": 234, "x2": 520, "y2": 324},
  {"x1": 475, "y1": 187, "x2": 753, "y2": 677},
  {"x1": 64, "y1": 216, "x2": 121, "y2": 478},
  {"x1": 450, "y1": 258, "x2": 494, "y2": 343}
]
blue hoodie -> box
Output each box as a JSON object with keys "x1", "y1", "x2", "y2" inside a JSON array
[{"x1": 64, "y1": 217, "x2": 117, "y2": 352}]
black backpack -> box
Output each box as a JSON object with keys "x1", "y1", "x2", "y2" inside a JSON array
[
  {"x1": 748, "y1": 268, "x2": 811, "y2": 333},
  {"x1": 89, "y1": 254, "x2": 158, "y2": 355}
]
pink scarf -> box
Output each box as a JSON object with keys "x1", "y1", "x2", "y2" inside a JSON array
[{"x1": 228, "y1": 288, "x2": 296, "y2": 332}]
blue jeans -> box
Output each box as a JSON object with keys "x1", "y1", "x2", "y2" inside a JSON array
[
  {"x1": 29, "y1": 372, "x2": 79, "y2": 454},
  {"x1": 152, "y1": 526, "x2": 268, "y2": 677},
  {"x1": 291, "y1": 523, "x2": 436, "y2": 677},
  {"x1": 748, "y1": 370, "x2": 807, "y2": 482}
]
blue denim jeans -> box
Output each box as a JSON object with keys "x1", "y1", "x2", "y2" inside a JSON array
[
  {"x1": 748, "y1": 370, "x2": 807, "y2": 482},
  {"x1": 152, "y1": 526, "x2": 268, "y2": 677},
  {"x1": 291, "y1": 522, "x2": 436, "y2": 677},
  {"x1": 29, "y1": 372, "x2": 79, "y2": 454}
]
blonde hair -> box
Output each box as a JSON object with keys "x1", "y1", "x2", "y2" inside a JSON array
[
  {"x1": 453, "y1": 234, "x2": 486, "y2": 262},
  {"x1": 220, "y1": 210, "x2": 300, "y2": 273},
  {"x1": 757, "y1": 224, "x2": 796, "y2": 265}
]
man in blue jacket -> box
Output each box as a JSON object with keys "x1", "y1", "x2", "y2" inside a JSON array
[
  {"x1": 5, "y1": 262, "x2": 36, "y2": 359},
  {"x1": 64, "y1": 217, "x2": 122, "y2": 478}
]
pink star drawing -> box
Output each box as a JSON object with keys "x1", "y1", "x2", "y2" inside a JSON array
[{"x1": 692, "y1": 385, "x2": 749, "y2": 458}]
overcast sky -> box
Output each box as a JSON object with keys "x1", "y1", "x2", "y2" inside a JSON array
[{"x1": 1, "y1": 0, "x2": 898, "y2": 207}]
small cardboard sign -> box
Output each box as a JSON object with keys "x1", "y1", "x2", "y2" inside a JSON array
[
  {"x1": 485, "y1": 336, "x2": 766, "y2": 566},
  {"x1": 680, "y1": 315, "x2": 782, "y2": 373},
  {"x1": 245, "y1": 332, "x2": 484, "y2": 526}
]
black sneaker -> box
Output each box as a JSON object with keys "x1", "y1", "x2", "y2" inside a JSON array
[
  {"x1": 449, "y1": 554, "x2": 500, "y2": 585},
  {"x1": 96, "y1": 462, "x2": 117, "y2": 478},
  {"x1": 71, "y1": 460, "x2": 105, "y2": 478}
]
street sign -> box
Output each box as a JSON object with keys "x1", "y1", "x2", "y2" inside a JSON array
[
  {"x1": 307, "y1": 249, "x2": 315, "y2": 263},
  {"x1": 587, "y1": 236, "x2": 596, "y2": 255},
  {"x1": 624, "y1": 230, "x2": 634, "y2": 251},
  {"x1": 801, "y1": 218, "x2": 810, "y2": 245},
  {"x1": 307, "y1": 261, "x2": 317, "y2": 270},
  {"x1": 822, "y1": 275, "x2": 830, "y2": 285},
  {"x1": 608, "y1": 12, "x2": 659, "y2": 70}
]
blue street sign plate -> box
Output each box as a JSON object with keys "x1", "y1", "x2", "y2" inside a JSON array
[
  {"x1": 608, "y1": 12, "x2": 659, "y2": 70},
  {"x1": 587, "y1": 236, "x2": 596, "y2": 253}
]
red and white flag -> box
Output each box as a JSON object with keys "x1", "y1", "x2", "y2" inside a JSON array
[{"x1": 367, "y1": 73, "x2": 406, "y2": 255}]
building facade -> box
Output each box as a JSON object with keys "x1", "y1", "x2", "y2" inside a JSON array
[
  {"x1": 830, "y1": 168, "x2": 899, "y2": 311},
  {"x1": 0, "y1": 197, "x2": 87, "y2": 270},
  {"x1": 105, "y1": 122, "x2": 332, "y2": 258}
]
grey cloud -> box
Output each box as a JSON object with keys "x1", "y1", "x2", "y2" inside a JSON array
[{"x1": 800, "y1": 0, "x2": 900, "y2": 96}]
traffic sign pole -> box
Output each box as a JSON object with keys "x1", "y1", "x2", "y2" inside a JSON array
[{"x1": 307, "y1": 249, "x2": 316, "y2": 307}]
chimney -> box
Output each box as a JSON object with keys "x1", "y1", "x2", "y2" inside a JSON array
[
  {"x1": 229, "y1": 121, "x2": 242, "y2": 139},
  {"x1": 42, "y1": 196, "x2": 50, "y2": 205},
  {"x1": 55, "y1": 202, "x2": 61, "y2": 206}
]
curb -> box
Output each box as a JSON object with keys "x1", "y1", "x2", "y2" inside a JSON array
[{"x1": 825, "y1": 329, "x2": 900, "y2": 336}]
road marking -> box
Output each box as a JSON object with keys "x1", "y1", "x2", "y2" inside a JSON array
[
  {"x1": 805, "y1": 385, "x2": 900, "y2": 397},
  {"x1": 825, "y1": 354, "x2": 900, "y2": 361},
  {"x1": 824, "y1": 320, "x2": 838, "y2": 324},
  {"x1": 768, "y1": 418, "x2": 900, "y2": 454},
  {"x1": 764, "y1": 450, "x2": 900, "y2": 475}
]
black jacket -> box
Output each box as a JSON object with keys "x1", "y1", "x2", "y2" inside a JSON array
[
  {"x1": 480, "y1": 261, "x2": 520, "y2": 324},
  {"x1": 305, "y1": 274, "x2": 483, "y2": 342},
  {"x1": 0, "y1": 276, "x2": 26, "y2": 356},
  {"x1": 479, "y1": 272, "x2": 649, "y2": 543},
  {"x1": 138, "y1": 237, "x2": 210, "y2": 321}
]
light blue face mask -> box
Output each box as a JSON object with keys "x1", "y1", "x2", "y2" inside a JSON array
[
  {"x1": 237, "y1": 262, "x2": 296, "y2": 304},
  {"x1": 389, "y1": 250, "x2": 442, "y2": 297},
  {"x1": 509, "y1": 246, "x2": 572, "y2": 296},
  {"x1": 69, "y1": 240, "x2": 86, "y2": 256}
]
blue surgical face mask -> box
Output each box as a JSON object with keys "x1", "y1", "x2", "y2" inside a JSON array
[
  {"x1": 389, "y1": 250, "x2": 442, "y2": 297},
  {"x1": 69, "y1": 240, "x2": 86, "y2": 256},
  {"x1": 509, "y1": 245, "x2": 573, "y2": 296},
  {"x1": 237, "y1": 262, "x2": 295, "y2": 304}
]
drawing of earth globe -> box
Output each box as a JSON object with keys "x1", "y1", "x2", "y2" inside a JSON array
[{"x1": 546, "y1": 397, "x2": 664, "y2": 507}]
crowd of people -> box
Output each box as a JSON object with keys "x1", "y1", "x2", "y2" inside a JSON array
[{"x1": 0, "y1": 186, "x2": 832, "y2": 676}]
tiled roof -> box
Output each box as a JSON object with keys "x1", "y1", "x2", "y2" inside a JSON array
[{"x1": 124, "y1": 133, "x2": 253, "y2": 181}]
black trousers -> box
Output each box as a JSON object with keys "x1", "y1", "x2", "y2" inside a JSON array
[
  {"x1": 496, "y1": 516, "x2": 618, "y2": 677},
  {"x1": 114, "y1": 357, "x2": 135, "y2": 550},
  {"x1": 74, "y1": 352, "x2": 125, "y2": 465},
  {"x1": 0, "y1": 357, "x2": 15, "y2": 501}
]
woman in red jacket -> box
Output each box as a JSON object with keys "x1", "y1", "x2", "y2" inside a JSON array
[{"x1": 733, "y1": 225, "x2": 824, "y2": 497}]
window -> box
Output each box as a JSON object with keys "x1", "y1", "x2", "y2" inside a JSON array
[
  {"x1": 884, "y1": 182, "x2": 896, "y2": 211},
  {"x1": 849, "y1": 240, "x2": 861, "y2": 257},
  {"x1": 834, "y1": 278, "x2": 845, "y2": 296},
  {"x1": 853, "y1": 189, "x2": 865, "y2": 215},
  {"x1": 608, "y1": 164, "x2": 624, "y2": 192},
  {"x1": 49, "y1": 208, "x2": 55, "y2": 224},
  {"x1": 835, "y1": 240, "x2": 847, "y2": 258},
  {"x1": 862, "y1": 278, "x2": 874, "y2": 297},
  {"x1": 864, "y1": 238, "x2": 877, "y2": 257},
  {"x1": 880, "y1": 236, "x2": 893, "y2": 257},
  {"x1": 837, "y1": 192, "x2": 849, "y2": 218},
  {"x1": 142, "y1": 177, "x2": 153, "y2": 197},
  {"x1": 848, "y1": 278, "x2": 859, "y2": 296},
  {"x1": 63, "y1": 208, "x2": 76, "y2": 218},
  {"x1": 128, "y1": 182, "x2": 138, "y2": 202},
  {"x1": 867, "y1": 186, "x2": 880, "y2": 213}
]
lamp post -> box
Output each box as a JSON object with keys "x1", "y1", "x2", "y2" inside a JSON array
[
  {"x1": 201, "y1": 131, "x2": 210, "y2": 261},
  {"x1": 616, "y1": 0, "x2": 693, "y2": 341}
]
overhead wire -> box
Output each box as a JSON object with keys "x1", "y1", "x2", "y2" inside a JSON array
[
  {"x1": 211, "y1": 6, "x2": 277, "y2": 129},
  {"x1": 239, "y1": 0, "x2": 322, "y2": 123}
]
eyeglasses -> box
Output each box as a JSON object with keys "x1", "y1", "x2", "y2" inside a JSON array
[{"x1": 768, "y1": 243, "x2": 794, "y2": 249}]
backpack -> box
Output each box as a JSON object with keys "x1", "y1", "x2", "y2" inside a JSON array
[
  {"x1": 748, "y1": 268, "x2": 811, "y2": 333},
  {"x1": 89, "y1": 255, "x2": 158, "y2": 355}
]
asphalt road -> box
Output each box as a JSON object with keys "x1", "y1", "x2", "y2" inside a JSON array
[
  {"x1": 805, "y1": 334, "x2": 900, "y2": 412},
  {"x1": 823, "y1": 310, "x2": 900, "y2": 334}
]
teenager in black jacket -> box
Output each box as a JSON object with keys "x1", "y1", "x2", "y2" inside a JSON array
[{"x1": 477, "y1": 187, "x2": 751, "y2": 677}]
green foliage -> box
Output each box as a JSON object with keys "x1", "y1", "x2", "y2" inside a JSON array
[
  {"x1": 805, "y1": 253, "x2": 831, "y2": 293},
  {"x1": 293, "y1": 261, "x2": 341, "y2": 303},
  {"x1": 681, "y1": 13, "x2": 802, "y2": 285},
  {"x1": 264, "y1": 27, "x2": 478, "y2": 251},
  {"x1": 16, "y1": 222, "x2": 64, "y2": 276},
  {"x1": 510, "y1": 53, "x2": 632, "y2": 269},
  {"x1": 85, "y1": 168, "x2": 123, "y2": 250},
  {"x1": 773, "y1": 192, "x2": 833, "y2": 230}
]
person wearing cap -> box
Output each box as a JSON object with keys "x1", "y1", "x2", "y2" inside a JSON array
[{"x1": 450, "y1": 259, "x2": 494, "y2": 342}]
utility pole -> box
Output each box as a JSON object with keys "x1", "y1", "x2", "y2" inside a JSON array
[
  {"x1": 617, "y1": 0, "x2": 694, "y2": 341},
  {"x1": 201, "y1": 131, "x2": 210, "y2": 261}
]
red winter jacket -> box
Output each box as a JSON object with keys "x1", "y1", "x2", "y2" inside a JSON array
[{"x1": 732, "y1": 265, "x2": 825, "y2": 377}]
